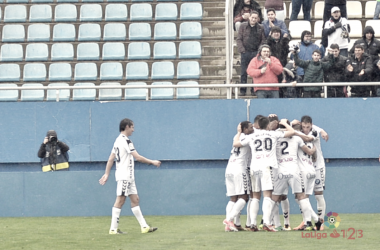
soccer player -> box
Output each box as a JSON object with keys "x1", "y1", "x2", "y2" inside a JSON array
[
  {"x1": 224, "y1": 121, "x2": 254, "y2": 232},
  {"x1": 99, "y1": 118, "x2": 161, "y2": 234},
  {"x1": 233, "y1": 117, "x2": 294, "y2": 232}
]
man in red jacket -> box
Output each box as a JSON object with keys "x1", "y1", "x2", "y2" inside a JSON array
[{"x1": 247, "y1": 44, "x2": 283, "y2": 98}]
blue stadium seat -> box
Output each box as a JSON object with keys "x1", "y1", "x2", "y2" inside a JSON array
[
  {"x1": 57, "y1": 0, "x2": 78, "y2": 2},
  {"x1": 2, "y1": 25, "x2": 25, "y2": 42},
  {"x1": 73, "y1": 82, "x2": 96, "y2": 101},
  {"x1": 107, "y1": 0, "x2": 128, "y2": 2},
  {"x1": 28, "y1": 24, "x2": 50, "y2": 42},
  {"x1": 130, "y1": 4, "x2": 152, "y2": 21},
  {"x1": 154, "y1": 23, "x2": 177, "y2": 40},
  {"x1": 179, "y1": 22, "x2": 202, "y2": 39},
  {"x1": 25, "y1": 43, "x2": 49, "y2": 61},
  {"x1": 55, "y1": 4, "x2": 77, "y2": 22},
  {"x1": 49, "y1": 63, "x2": 72, "y2": 81},
  {"x1": 176, "y1": 81, "x2": 200, "y2": 99},
  {"x1": 0, "y1": 44, "x2": 23, "y2": 62},
  {"x1": 103, "y1": 23, "x2": 127, "y2": 41},
  {"x1": 51, "y1": 43, "x2": 74, "y2": 61},
  {"x1": 77, "y1": 43, "x2": 100, "y2": 60},
  {"x1": 23, "y1": 63, "x2": 47, "y2": 82},
  {"x1": 129, "y1": 23, "x2": 151, "y2": 40},
  {"x1": 126, "y1": 62, "x2": 149, "y2": 80},
  {"x1": 53, "y1": 24, "x2": 76, "y2": 41},
  {"x1": 74, "y1": 63, "x2": 98, "y2": 81},
  {"x1": 99, "y1": 82, "x2": 122, "y2": 100},
  {"x1": 29, "y1": 5, "x2": 52, "y2": 22},
  {"x1": 47, "y1": 83, "x2": 70, "y2": 101},
  {"x1": 0, "y1": 83, "x2": 18, "y2": 102},
  {"x1": 82, "y1": 0, "x2": 103, "y2": 2},
  {"x1": 177, "y1": 61, "x2": 200, "y2": 79},
  {"x1": 6, "y1": 0, "x2": 28, "y2": 2},
  {"x1": 105, "y1": 4, "x2": 128, "y2": 21},
  {"x1": 0, "y1": 64, "x2": 20, "y2": 81},
  {"x1": 132, "y1": 0, "x2": 152, "y2": 2},
  {"x1": 182, "y1": 0, "x2": 203, "y2": 2},
  {"x1": 128, "y1": 42, "x2": 150, "y2": 60},
  {"x1": 4, "y1": 5, "x2": 27, "y2": 23},
  {"x1": 32, "y1": 0, "x2": 54, "y2": 2},
  {"x1": 179, "y1": 41, "x2": 201, "y2": 59},
  {"x1": 155, "y1": 3, "x2": 178, "y2": 21},
  {"x1": 21, "y1": 83, "x2": 44, "y2": 102},
  {"x1": 100, "y1": 62, "x2": 123, "y2": 80},
  {"x1": 80, "y1": 4, "x2": 102, "y2": 21},
  {"x1": 153, "y1": 42, "x2": 176, "y2": 59},
  {"x1": 78, "y1": 24, "x2": 101, "y2": 41},
  {"x1": 151, "y1": 82, "x2": 174, "y2": 100},
  {"x1": 125, "y1": 82, "x2": 147, "y2": 100},
  {"x1": 102, "y1": 42, "x2": 125, "y2": 60},
  {"x1": 180, "y1": 3, "x2": 203, "y2": 20},
  {"x1": 151, "y1": 62, "x2": 174, "y2": 80}
]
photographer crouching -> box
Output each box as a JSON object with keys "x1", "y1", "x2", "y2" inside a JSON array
[{"x1": 38, "y1": 130, "x2": 70, "y2": 172}]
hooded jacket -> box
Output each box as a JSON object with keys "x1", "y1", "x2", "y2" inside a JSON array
[
  {"x1": 345, "y1": 52, "x2": 373, "y2": 84},
  {"x1": 322, "y1": 54, "x2": 348, "y2": 82},
  {"x1": 266, "y1": 34, "x2": 290, "y2": 67},
  {"x1": 349, "y1": 26, "x2": 380, "y2": 62}
]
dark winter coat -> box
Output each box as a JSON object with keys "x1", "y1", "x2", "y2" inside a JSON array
[
  {"x1": 322, "y1": 54, "x2": 347, "y2": 82},
  {"x1": 266, "y1": 35, "x2": 290, "y2": 67},
  {"x1": 345, "y1": 53, "x2": 373, "y2": 83},
  {"x1": 233, "y1": 0, "x2": 263, "y2": 30},
  {"x1": 236, "y1": 22, "x2": 265, "y2": 53},
  {"x1": 325, "y1": 0, "x2": 346, "y2": 5},
  {"x1": 349, "y1": 26, "x2": 380, "y2": 62}
]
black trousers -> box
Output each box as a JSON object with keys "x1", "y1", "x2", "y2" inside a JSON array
[{"x1": 240, "y1": 51, "x2": 257, "y2": 94}]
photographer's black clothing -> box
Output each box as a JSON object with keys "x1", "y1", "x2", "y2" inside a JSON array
[{"x1": 38, "y1": 140, "x2": 69, "y2": 172}]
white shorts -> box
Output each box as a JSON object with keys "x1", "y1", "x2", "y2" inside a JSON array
[
  {"x1": 301, "y1": 170, "x2": 316, "y2": 195},
  {"x1": 251, "y1": 166, "x2": 275, "y2": 192},
  {"x1": 116, "y1": 180, "x2": 138, "y2": 196},
  {"x1": 272, "y1": 170, "x2": 304, "y2": 195},
  {"x1": 225, "y1": 172, "x2": 250, "y2": 196},
  {"x1": 314, "y1": 167, "x2": 325, "y2": 192}
]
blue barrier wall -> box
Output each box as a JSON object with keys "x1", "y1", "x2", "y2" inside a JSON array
[{"x1": 0, "y1": 99, "x2": 379, "y2": 217}]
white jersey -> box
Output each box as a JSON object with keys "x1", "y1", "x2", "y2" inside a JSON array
[
  {"x1": 276, "y1": 136, "x2": 304, "y2": 173},
  {"x1": 241, "y1": 129, "x2": 285, "y2": 172},
  {"x1": 111, "y1": 134, "x2": 136, "y2": 181},
  {"x1": 297, "y1": 140, "x2": 315, "y2": 173},
  {"x1": 226, "y1": 133, "x2": 251, "y2": 175},
  {"x1": 308, "y1": 127, "x2": 325, "y2": 170}
]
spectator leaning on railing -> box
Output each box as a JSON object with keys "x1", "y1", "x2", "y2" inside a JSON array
[{"x1": 233, "y1": 0, "x2": 263, "y2": 31}]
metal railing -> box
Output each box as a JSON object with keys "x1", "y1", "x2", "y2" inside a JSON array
[{"x1": 225, "y1": 0, "x2": 234, "y2": 99}]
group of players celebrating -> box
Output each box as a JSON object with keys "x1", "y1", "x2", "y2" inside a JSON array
[{"x1": 223, "y1": 114, "x2": 328, "y2": 232}]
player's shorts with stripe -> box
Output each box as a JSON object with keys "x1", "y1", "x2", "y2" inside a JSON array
[
  {"x1": 225, "y1": 172, "x2": 250, "y2": 196},
  {"x1": 313, "y1": 167, "x2": 325, "y2": 192},
  {"x1": 251, "y1": 166, "x2": 275, "y2": 192},
  {"x1": 116, "y1": 180, "x2": 137, "y2": 196},
  {"x1": 300, "y1": 170, "x2": 316, "y2": 195},
  {"x1": 272, "y1": 170, "x2": 304, "y2": 195}
]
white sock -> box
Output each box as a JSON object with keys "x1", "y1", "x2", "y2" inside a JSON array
[
  {"x1": 228, "y1": 199, "x2": 246, "y2": 221},
  {"x1": 234, "y1": 211, "x2": 241, "y2": 226},
  {"x1": 245, "y1": 198, "x2": 252, "y2": 227},
  {"x1": 295, "y1": 198, "x2": 305, "y2": 223},
  {"x1": 281, "y1": 198, "x2": 290, "y2": 225},
  {"x1": 131, "y1": 206, "x2": 148, "y2": 228},
  {"x1": 271, "y1": 202, "x2": 281, "y2": 227},
  {"x1": 305, "y1": 198, "x2": 319, "y2": 222},
  {"x1": 250, "y1": 198, "x2": 260, "y2": 226},
  {"x1": 315, "y1": 195, "x2": 326, "y2": 220},
  {"x1": 299, "y1": 199, "x2": 311, "y2": 223},
  {"x1": 110, "y1": 207, "x2": 121, "y2": 230},
  {"x1": 262, "y1": 197, "x2": 275, "y2": 225},
  {"x1": 225, "y1": 201, "x2": 235, "y2": 221}
]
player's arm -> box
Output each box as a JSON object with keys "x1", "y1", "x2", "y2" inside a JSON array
[
  {"x1": 312, "y1": 124, "x2": 329, "y2": 142},
  {"x1": 279, "y1": 119, "x2": 295, "y2": 138},
  {"x1": 131, "y1": 151, "x2": 161, "y2": 167},
  {"x1": 294, "y1": 130, "x2": 314, "y2": 142},
  {"x1": 232, "y1": 123, "x2": 243, "y2": 148},
  {"x1": 99, "y1": 152, "x2": 115, "y2": 185},
  {"x1": 300, "y1": 144, "x2": 316, "y2": 156}
]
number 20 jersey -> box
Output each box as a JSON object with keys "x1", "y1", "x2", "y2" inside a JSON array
[
  {"x1": 111, "y1": 134, "x2": 136, "y2": 182},
  {"x1": 241, "y1": 129, "x2": 285, "y2": 172}
]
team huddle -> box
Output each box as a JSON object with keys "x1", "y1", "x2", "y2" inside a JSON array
[{"x1": 224, "y1": 115, "x2": 328, "y2": 232}]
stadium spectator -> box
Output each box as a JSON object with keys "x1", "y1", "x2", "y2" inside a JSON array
[
  {"x1": 290, "y1": 0, "x2": 313, "y2": 21},
  {"x1": 322, "y1": 43, "x2": 347, "y2": 97},
  {"x1": 375, "y1": 0, "x2": 380, "y2": 20},
  {"x1": 293, "y1": 49, "x2": 334, "y2": 98},
  {"x1": 233, "y1": 0, "x2": 263, "y2": 31},
  {"x1": 373, "y1": 58, "x2": 380, "y2": 96},
  {"x1": 38, "y1": 130, "x2": 69, "y2": 172},
  {"x1": 236, "y1": 11, "x2": 265, "y2": 96},
  {"x1": 282, "y1": 61, "x2": 301, "y2": 98},
  {"x1": 349, "y1": 26, "x2": 380, "y2": 62},
  {"x1": 323, "y1": 0, "x2": 347, "y2": 25},
  {"x1": 346, "y1": 44, "x2": 373, "y2": 97},
  {"x1": 262, "y1": 8, "x2": 289, "y2": 38},
  {"x1": 247, "y1": 44, "x2": 283, "y2": 98},
  {"x1": 264, "y1": 0, "x2": 286, "y2": 21},
  {"x1": 322, "y1": 6, "x2": 349, "y2": 57}
]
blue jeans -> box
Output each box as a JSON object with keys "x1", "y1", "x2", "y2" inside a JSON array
[
  {"x1": 256, "y1": 90, "x2": 279, "y2": 98},
  {"x1": 290, "y1": 0, "x2": 313, "y2": 21},
  {"x1": 375, "y1": 2, "x2": 380, "y2": 20}
]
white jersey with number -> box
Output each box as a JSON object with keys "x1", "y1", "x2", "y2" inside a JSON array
[
  {"x1": 308, "y1": 129, "x2": 325, "y2": 170},
  {"x1": 241, "y1": 129, "x2": 285, "y2": 172},
  {"x1": 226, "y1": 133, "x2": 251, "y2": 175},
  {"x1": 276, "y1": 136, "x2": 304, "y2": 173},
  {"x1": 111, "y1": 134, "x2": 135, "y2": 181},
  {"x1": 297, "y1": 140, "x2": 315, "y2": 173}
]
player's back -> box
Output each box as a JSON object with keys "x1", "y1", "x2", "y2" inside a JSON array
[
  {"x1": 276, "y1": 136, "x2": 302, "y2": 172},
  {"x1": 297, "y1": 140, "x2": 315, "y2": 173},
  {"x1": 227, "y1": 133, "x2": 251, "y2": 174},
  {"x1": 308, "y1": 129, "x2": 325, "y2": 170},
  {"x1": 113, "y1": 134, "x2": 135, "y2": 181}
]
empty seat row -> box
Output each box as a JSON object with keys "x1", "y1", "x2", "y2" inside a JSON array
[
  {"x1": 1, "y1": 22, "x2": 202, "y2": 42},
  {"x1": 0, "y1": 61, "x2": 200, "y2": 82},
  {"x1": 0, "y1": 81, "x2": 199, "y2": 101},
  {"x1": 0, "y1": 41, "x2": 201, "y2": 62},
  {"x1": 0, "y1": 0, "x2": 202, "y2": 3}
]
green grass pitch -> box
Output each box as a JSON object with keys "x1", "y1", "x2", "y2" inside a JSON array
[{"x1": 1, "y1": 214, "x2": 378, "y2": 250}]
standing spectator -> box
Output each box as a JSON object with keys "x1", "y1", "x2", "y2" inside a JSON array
[
  {"x1": 262, "y1": 8, "x2": 289, "y2": 38},
  {"x1": 282, "y1": 61, "x2": 301, "y2": 98},
  {"x1": 236, "y1": 11, "x2": 265, "y2": 96},
  {"x1": 346, "y1": 45, "x2": 373, "y2": 97},
  {"x1": 349, "y1": 26, "x2": 380, "y2": 63},
  {"x1": 247, "y1": 44, "x2": 283, "y2": 98},
  {"x1": 233, "y1": 0, "x2": 263, "y2": 31},
  {"x1": 375, "y1": 0, "x2": 380, "y2": 20},
  {"x1": 264, "y1": 0, "x2": 286, "y2": 21},
  {"x1": 373, "y1": 58, "x2": 380, "y2": 96},
  {"x1": 323, "y1": 0, "x2": 347, "y2": 25},
  {"x1": 322, "y1": 44, "x2": 347, "y2": 97},
  {"x1": 290, "y1": 0, "x2": 313, "y2": 21},
  {"x1": 322, "y1": 7, "x2": 349, "y2": 57}
]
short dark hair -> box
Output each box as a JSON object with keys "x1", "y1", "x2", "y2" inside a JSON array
[
  {"x1": 355, "y1": 44, "x2": 364, "y2": 50},
  {"x1": 279, "y1": 119, "x2": 290, "y2": 129},
  {"x1": 292, "y1": 124, "x2": 302, "y2": 131},
  {"x1": 268, "y1": 115, "x2": 279, "y2": 122},
  {"x1": 258, "y1": 117, "x2": 270, "y2": 129},
  {"x1": 240, "y1": 121, "x2": 251, "y2": 133},
  {"x1": 250, "y1": 10, "x2": 259, "y2": 16},
  {"x1": 267, "y1": 8, "x2": 276, "y2": 14},
  {"x1": 312, "y1": 49, "x2": 321, "y2": 56},
  {"x1": 254, "y1": 115, "x2": 264, "y2": 123},
  {"x1": 303, "y1": 31, "x2": 312, "y2": 37},
  {"x1": 119, "y1": 118, "x2": 134, "y2": 132},
  {"x1": 270, "y1": 26, "x2": 281, "y2": 34},
  {"x1": 301, "y1": 115, "x2": 313, "y2": 124},
  {"x1": 330, "y1": 43, "x2": 340, "y2": 50}
]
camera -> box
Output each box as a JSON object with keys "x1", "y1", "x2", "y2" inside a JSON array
[
  {"x1": 293, "y1": 44, "x2": 299, "y2": 52},
  {"x1": 49, "y1": 136, "x2": 57, "y2": 143}
]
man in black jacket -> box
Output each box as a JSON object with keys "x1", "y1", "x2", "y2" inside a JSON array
[{"x1": 349, "y1": 26, "x2": 380, "y2": 63}]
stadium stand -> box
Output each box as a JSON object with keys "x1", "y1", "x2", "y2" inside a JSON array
[
  {"x1": 154, "y1": 22, "x2": 177, "y2": 40},
  {"x1": 51, "y1": 43, "x2": 74, "y2": 61},
  {"x1": 128, "y1": 42, "x2": 151, "y2": 60},
  {"x1": 46, "y1": 83, "x2": 70, "y2": 101},
  {"x1": 98, "y1": 82, "x2": 122, "y2": 100},
  {"x1": 103, "y1": 42, "x2": 125, "y2": 60},
  {"x1": 24, "y1": 63, "x2": 47, "y2": 82},
  {"x1": 55, "y1": 4, "x2": 77, "y2": 22},
  {"x1": 80, "y1": 4, "x2": 102, "y2": 21},
  {"x1": 179, "y1": 22, "x2": 202, "y2": 39},
  {"x1": 49, "y1": 63, "x2": 72, "y2": 81},
  {"x1": 2, "y1": 25, "x2": 25, "y2": 42},
  {"x1": 177, "y1": 61, "x2": 200, "y2": 79},
  {"x1": 125, "y1": 82, "x2": 147, "y2": 100},
  {"x1": 0, "y1": 83, "x2": 19, "y2": 102},
  {"x1": 177, "y1": 81, "x2": 200, "y2": 99},
  {"x1": 77, "y1": 43, "x2": 100, "y2": 61},
  {"x1": 153, "y1": 42, "x2": 177, "y2": 59},
  {"x1": 126, "y1": 62, "x2": 149, "y2": 80},
  {"x1": 0, "y1": 64, "x2": 20, "y2": 81},
  {"x1": 180, "y1": 3, "x2": 203, "y2": 20},
  {"x1": 72, "y1": 82, "x2": 96, "y2": 101},
  {"x1": 365, "y1": 20, "x2": 380, "y2": 35},
  {"x1": 151, "y1": 81, "x2": 174, "y2": 100},
  {"x1": 1, "y1": 44, "x2": 23, "y2": 62},
  {"x1": 78, "y1": 23, "x2": 101, "y2": 41},
  {"x1": 21, "y1": 83, "x2": 44, "y2": 101},
  {"x1": 105, "y1": 4, "x2": 128, "y2": 21},
  {"x1": 28, "y1": 24, "x2": 50, "y2": 42},
  {"x1": 25, "y1": 44, "x2": 49, "y2": 62},
  {"x1": 179, "y1": 41, "x2": 202, "y2": 59},
  {"x1": 155, "y1": 3, "x2": 178, "y2": 21},
  {"x1": 29, "y1": 5, "x2": 52, "y2": 22},
  {"x1": 4, "y1": 5, "x2": 27, "y2": 22},
  {"x1": 130, "y1": 3, "x2": 153, "y2": 21},
  {"x1": 52, "y1": 24, "x2": 76, "y2": 41},
  {"x1": 346, "y1": 1, "x2": 362, "y2": 19},
  {"x1": 129, "y1": 23, "x2": 151, "y2": 40},
  {"x1": 288, "y1": 20, "x2": 311, "y2": 39},
  {"x1": 100, "y1": 62, "x2": 123, "y2": 80},
  {"x1": 74, "y1": 63, "x2": 98, "y2": 81},
  {"x1": 151, "y1": 62, "x2": 175, "y2": 80},
  {"x1": 103, "y1": 23, "x2": 127, "y2": 41}
]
